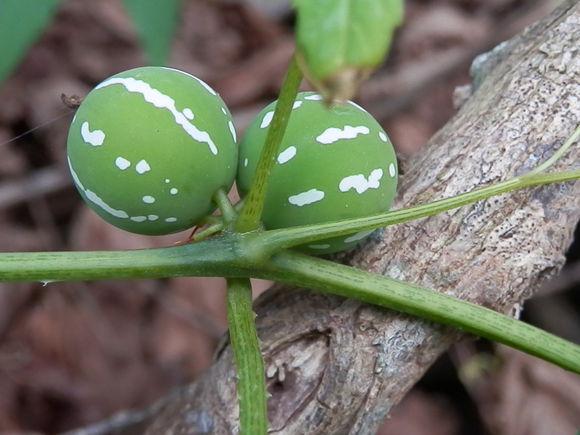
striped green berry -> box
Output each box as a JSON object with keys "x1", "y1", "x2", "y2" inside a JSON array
[
  {"x1": 237, "y1": 92, "x2": 397, "y2": 254},
  {"x1": 67, "y1": 66, "x2": 237, "y2": 235}
]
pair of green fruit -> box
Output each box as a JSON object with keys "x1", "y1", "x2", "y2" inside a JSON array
[{"x1": 67, "y1": 67, "x2": 398, "y2": 254}]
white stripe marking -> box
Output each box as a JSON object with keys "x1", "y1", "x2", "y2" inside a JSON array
[
  {"x1": 68, "y1": 158, "x2": 129, "y2": 219},
  {"x1": 96, "y1": 77, "x2": 219, "y2": 155},
  {"x1": 228, "y1": 120, "x2": 237, "y2": 142}
]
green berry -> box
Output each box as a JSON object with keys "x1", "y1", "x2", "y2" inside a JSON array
[
  {"x1": 67, "y1": 66, "x2": 237, "y2": 235},
  {"x1": 237, "y1": 92, "x2": 398, "y2": 254}
]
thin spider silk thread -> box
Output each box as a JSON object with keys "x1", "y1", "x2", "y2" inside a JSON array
[{"x1": 0, "y1": 109, "x2": 73, "y2": 148}]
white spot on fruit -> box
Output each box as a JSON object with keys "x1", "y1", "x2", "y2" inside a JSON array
[
  {"x1": 142, "y1": 195, "x2": 156, "y2": 204},
  {"x1": 81, "y1": 121, "x2": 105, "y2": 146},
  {"x1": 344, "y1": 230, "x2": 374, "y2": 243},
  {"x1": 170, "y1": 188, "x2": 178, "y2": 195},
  {"x1": 389, "y1": 163, "x2": 397, "y2": 178},
  {"x1": 309, "y1": 244, "x2": 331, "y2": 250},
  {"x1": 115, "y1": 157, "x2": 131, "y2": 170},
  {"x1": 292, "y1": 101, "x2": 303, "y2": 109},
  {"x1": 244, "y1": 158, "x2": 249, "y2": 167},
  {"x1": 96, "y1": 77, "x2": 219, "y2": 155},
  {"x1": 165, "y1": 179, "x2": 170, "y2": 183},
  {"x1": 131, "y1": 216, "x2": 147, "y2": 222},
  {"x1": 339, "y1": 169, "x2": 383, "y2": 194},
  {"x1": 316, "y1": 125, "x2": 370, "y2": 144},
  {"x1": 277, "y1": 146, "x2": 297, "y2": 164},
  {"x1": 183, "y1": 108, "x2": 194, "y2": 120},
  {"x1": 228, "y1": 121, "x2": 237, "y2": 142},
  {"x1": 305, "y1": 94, "x2": 323, "y2": 101},
  {"x1": 260, "y1": 111, "x2": 274, "y2": 128},
  {"x1": 148, "y1": 215, "x2": 159, "y2": 221},
  {"x1": 379, "y1": 131, "x2": 388, "y2": 142},
  {"x1": 136, "y1": 159, "x2": 151, "y2": 174},
  {"x1": 288, "y1": 189, "x2": 325, "y2": 206},
  {"x1": 165, "y1": 217, "x2": 177, "y2": 223}
]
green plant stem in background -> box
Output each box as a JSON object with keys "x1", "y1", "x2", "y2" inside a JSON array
[
  {"x1": 264, "y1": 251, "x2": 580, "y2": 373},
  {"x1": 259, "y1": 168, "x2": 580, "y2": 252},
  {"x1": 236, "y1": 57, "x2": 303, "y2": 232},
  {"x1": 226, "y1": 278, "x2": 268, "y2": 435}
]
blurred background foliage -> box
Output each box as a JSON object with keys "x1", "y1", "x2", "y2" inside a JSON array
[{"x1": 0, "y1": 0, "x2": 578, "y2": 433}]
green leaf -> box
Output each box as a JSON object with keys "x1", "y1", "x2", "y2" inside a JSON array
[
  {"x1": 122, "y1": 0, "x2": 181, "y2": 65},
  {"x1": 293, "y1": 0, "x2": 403, "y2": 99},
  {"x1": 0, "y1": 0, "x2": 62, "y2": 84}
]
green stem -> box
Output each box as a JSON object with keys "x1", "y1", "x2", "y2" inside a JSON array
[
  {"x1": 226, "y1": 278, "x2": 268, "y2": 435},
  {"x1": 264, "y1": 251, "x2": 580, "y2": 373},
  {"x1": 214, "y1": 188, "x2": 237, "y2": 226},
  {"x1": 527, "y1": 125, "x2": 580, "y2": 175},
  {"x1": 0, "y1": 236, "x2": 247, "y2": 282},
  {"x1": 192, "y1": 222, "x2": 224, "y2": 241},
  {"x1": 1, "y1": 229, "x2": 579, "y2": 372},
  {"x1": 259, "y1": 169, "x2": 580, "y2": 252},
  {"x1": 236, "y1": 56, "x2": 303, "y2": 232}
]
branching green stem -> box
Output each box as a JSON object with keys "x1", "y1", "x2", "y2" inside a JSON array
[
  {"x1": 226, "y1": 278, "x2": 268, "y2": 435},
  {"x1": 263, "y1": 251, "x2": 580, "y2": 373},
  {"x1": 258, "y1": 169, "x2": 580, "y2": 252},
  {"x1": 236, "y1": 57, "x2": 302, "y2": 232}
]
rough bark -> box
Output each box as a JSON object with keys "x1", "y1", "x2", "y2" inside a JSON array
[{"x1": 70, "y1": 2, "x2": 580, "y2": 434}]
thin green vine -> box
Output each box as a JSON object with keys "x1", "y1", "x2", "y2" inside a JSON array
[
  {"x1": 226, "y1": 278, "x2": 268, "y2": 435},
  {"x1": 236, "y1": 56, "x2": 303, "y2": 233},
  {"x1": 264, "y1": 251, "x2": 580, "y2": 373},
  {"x1": 216, "y1": 189, "x2": 268, "y2": 434},
  {"x1": 258, "y1": 167, "x2": 580, "y2": 253}
]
